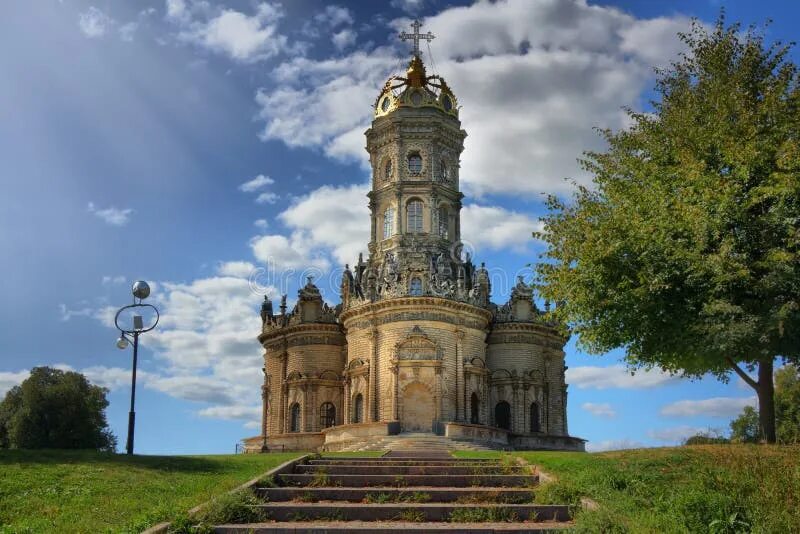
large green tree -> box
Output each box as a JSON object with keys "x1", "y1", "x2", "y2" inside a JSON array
[
  {"x1": 536, "y1": 17, "x2": 800, "y2": 443},
  {"x1": 0, "y1": 366, "x2": 116, "y2": 451},
  {"x1": 730, "y1": 364, "x2": 800, "y2": 443}
]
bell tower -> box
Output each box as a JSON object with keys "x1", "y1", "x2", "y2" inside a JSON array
[{"x1": 361, "y1": 21, "x2": 468, "y2": 300}]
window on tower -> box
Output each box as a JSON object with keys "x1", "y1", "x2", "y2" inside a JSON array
[
  {"x1": 407, "y1": 152, "x2": 422, "y2": 175},
  {"x1": 409, "y1": 277, "x2": 423, "y2": 296},
  {"x1": 384, "y1": 159, "x2": 393, "y2": 181},
  {"x1": 440, "y1": 160, "x2": 449, "y2": 182},
  {"x1": 383, "y1": 207, "x2": 395, "y2": 239},
  {"x1": 407, "y1": 200, "x2": 423, "y2": 233},
  {"x1": 438, "y1": 206, "x2": 449, "y2": 238}
]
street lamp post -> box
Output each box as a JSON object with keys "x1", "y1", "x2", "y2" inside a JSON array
[{"x1": 115, "y1": 280, "x2": 159, "y2": 455}]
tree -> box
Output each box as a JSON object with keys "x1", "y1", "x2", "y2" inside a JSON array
[
  {"x1": 536, "y1": 16, "x2": 800, "y2": 443},
  {"x1": 729, "y1": 364, "x2": 800, "y2": 443},
  {"x1": 0, "y1": 367, "x2": 116, "y2": 451},
  {"x1": 730, "y1": 406, "x2": 760, "y2": 443}
]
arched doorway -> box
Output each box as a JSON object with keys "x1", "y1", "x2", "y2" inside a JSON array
[
  {"x1": 530, "y1": 402, "x2": 540, "y2": 433},
  {"x1": 470, "y1": 392, "x2": 480, "y2": 424},
  {"x1": 320, "y1": 402, "x2": 336, "y2": 428},
  {"x1": 352, "y1": 394, "x2": 363, "y2": 423},
  {"x1": 289, "y1": 403, "x2": 301, "y2": 432},
  {"x1": 401, "y1": 382, "x2": 434, "y2": 432},
  {"x1": 495, "y1": 401, "x2": 511, "y2": 430}
]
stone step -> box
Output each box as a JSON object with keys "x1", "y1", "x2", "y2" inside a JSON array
[
  {"x1": 294, "y1": 464, "x2": 528, "y2": 475},
  {"x1": 309, "y1": 459, "x2": 500, "y2": 466},
  {"x1": 214, "y1": 521, "x2": 571, "y2": 533},
  {"x1": 256, "y1": 486, "x2": 537, "y2": 503},
  {"x1": 277, "y1": 473, "x2": 539, "y2": 488},
  {"x1": 253, "y1": 502, "x2": 569, "y2": 522}
]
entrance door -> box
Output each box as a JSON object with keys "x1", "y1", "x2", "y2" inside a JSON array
[{"x1": 401, "y1": 382, "x2": 434, "y2": 432}]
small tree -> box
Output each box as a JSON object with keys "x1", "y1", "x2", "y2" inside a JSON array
[
  {"x1": 536, "y1": 16, "x2": 800, "y2": 443},
  {"x1": 730, "y1": 406, "x2": 760, "y2": 443},
  {"x1": 0, "y1": 367, "x2": 116, "y2": 451}
]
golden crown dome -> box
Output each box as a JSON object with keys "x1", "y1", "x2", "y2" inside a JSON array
[{"x1": 374, "y1": 21, "x2": 458, "y2": 119}]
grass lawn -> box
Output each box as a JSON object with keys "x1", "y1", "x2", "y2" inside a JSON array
[
  {"x1": 456, "y1": 445, "x2": 800, "y2": 533},
  {"x1": 0, "y1": 449, "x2": 300, "y2": 534}
]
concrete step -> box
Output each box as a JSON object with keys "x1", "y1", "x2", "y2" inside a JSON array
[
  {"x1": 214, "y1": 521, "x2": 571, "y2": 533},
  {"x1": 255, "y1": 486, "x2": 537, "y2": 503},
  {"x1": 253, "y1": 502, "x2": 570, "y2": 522},
  {"x1": 294, "y1": 464, "x2": 528, "y2": 475},
  {"x1": 277, "y1": 473, "x2": 539, "y2": 488}
]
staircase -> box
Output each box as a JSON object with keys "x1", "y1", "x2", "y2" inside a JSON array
[
  {"x1": 213, "y1": 448, "x2": 573, "y2": 532},
  {"x1": 333, "y1": 432, "x2": 505, "y2": 452}
]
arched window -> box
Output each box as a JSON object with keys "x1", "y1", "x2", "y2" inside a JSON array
[
  {"x1": 352, "y1": 394, "x2": 364, "y2": 424},
  {"x1": 530, "y1": 402, "x2": 541, "y2": 433},
  {"x1": 407, "y1": 200, "x2": 423, "y2": 233},
  {"x1": 407, "y1": 152, "x2": 422, "y2": 175},
  {"x1": 320, "y1": 402, "x2": 336, "y2": 428},
  {"x1": 440, "y1": 160, "x2": 449, "y2": 182},
  {"x1": 438, "y1": 206, "x2": 449, "y2": 238},
  {"x1": 384, "y1": 159, "x2": 393, "y2": 181},
  {"x1": 495, "y1": 401, "x2": 511, "y2": 430},
  {"x1": 289, "y1": 402, "x2": 301, "y2": 433},
  {"x1": 470, "y1": 392, "x2": 480, "y2": 424},
  {"x1": 409, "y1": 277, "x2": 423, "y2": 296},
  {"x1": 383, "y1": 208, "x2": 395, "y2": 239}
]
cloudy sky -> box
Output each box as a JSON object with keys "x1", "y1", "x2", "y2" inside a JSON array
[{"x1": 1, "y1": 0, "x2": 796, "y2": 454}]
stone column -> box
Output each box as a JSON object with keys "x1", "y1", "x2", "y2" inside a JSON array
[
  {"x1": 279, "y1": 352, "x2": 288, "y2": 434},
  {"x1": 454, "y1": 199, "x2": 462, "y2": 242},
  {"x1": 455, "y1": 329, "x2": 464, "y2": 421},
  {"x1": 369, "y1": 196, "x2": 377, "y2": 244},
  {"x1": 261, "y1": 383, "x2": 268, "y2": 438},
  {"x1": 369, "y1": 329, "x2": 379, "y2": 421},
  {"x1": 396, "y1": 191, "x2": 403, "y2": 235},
  {"x1": 343, "y1": 377, "x2": 350, "y2": 425},
  {"x1": 302, "y1": 383, "x2": 310, "y2": 432},
  {"x1": 392, "y1": 363, "x2": 399, "y2": 420},
  {"x1": 511, "y1": 382, "x2": 520, "y2": 433}
]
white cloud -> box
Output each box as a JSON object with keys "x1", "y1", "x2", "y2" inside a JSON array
[
  {"x1": 0, "y1": 370, "x2": 29, "y2": 397},
  {"x1": 581, "y1": 402, "x2": 616, "y2": 418},
  {"x1": 250, "y1": 233, "x2": 330, "y2": 272},
  {"x1": 660, "y1": 396, "x2": 756, "y2": 418},
  {"x1": 461, "y1": 204, "x2": 542, "y2": 254},
  {"x1": 102, "y1": 275, "x2": 127, "y2": 285},
  {"x1": 567, "y1": 365, "x2": 678, "y2": 390},
  {"x1": 88, "y1": 202, "x2": 133, "y2": 226},
  {"x1": 79, "y1": 6, "x2": 113, "y2": 38},
  {"x1": 256, "y1": 192, "x2": 279, "y2": 204},
  {"x1": 175, "y1": 3, "x2": 289, "y2": 63},
  {"x1": 119, "y1": 22, "x2": 138, "y2": 42},
  {"x1": 314, "y1": 6, "x2": 353, "y2": 28},
  {"x1": 647, "y1": 425, "x2": 708, "y2": 443},
  {"x1": 198, "y1": 404, "x2": 261, "y2": 421},
  {"x1": 256, "y1": 1, "x2": 690, "y2": 196},
  {"x1": 276, "y1": 183, "x2": 370, "y2": 267},
  {"x1": 58, "y1": 303, "x2": 96, "y2": 322},
  {"x1": 586, "y1": 439, "x2": 646, "y2": 453},
  {"x1": 254, "y1": 219, "x2": 269, "y2": 230},
  {"x1": 332, "y1": 29, "x2": 357, "y2": 51},
  {"x1": 218, "y1": 261, "x2": 256, "y2": 278},
  {"x1": 390, "y1": 0, "x2": 427, "y2": 14},
  {"x1": 239, "y1": 174, "x2": 275, "y2": 192}
]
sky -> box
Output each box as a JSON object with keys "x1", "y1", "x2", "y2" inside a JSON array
[{"x1": 1, "y1": 0, "x2": 797, "y2": 455}]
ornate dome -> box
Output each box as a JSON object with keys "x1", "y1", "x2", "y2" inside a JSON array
[
  {"x1": 374, "y1": 21, "x2": 458, "y2": 119},
  {"x1": 374, "y1": 56, "x2": 459, "y2": 119}
]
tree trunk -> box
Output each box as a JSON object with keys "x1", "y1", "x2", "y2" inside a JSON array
[{"x1": 757, "y1": 358, "x2": 776, "y2": 444}]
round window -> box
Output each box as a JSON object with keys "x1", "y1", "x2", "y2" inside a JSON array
[
  {"x1": 442, "y1": 95, "x2": 452, "y2": 111},
  {"x1": 407, "y1": 152, "x2": 422, "y2": 175},
  {"x1": 381, "y1": 97, "x2": 390, "y2": 112},
  {"x1": 410, "y1": 91, "x2": 423, "y2": 106}
]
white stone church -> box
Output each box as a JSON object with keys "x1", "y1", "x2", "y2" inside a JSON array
[{"x1": 244, "y1": 24, "x2": 584, "y2": 452}]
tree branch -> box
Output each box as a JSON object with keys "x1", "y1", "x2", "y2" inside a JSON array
[{"x1": 727, "y1": 357, "x2": 759, "y2": 390}]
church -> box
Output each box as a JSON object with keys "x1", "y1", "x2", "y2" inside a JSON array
[{"x1": 245, "y1": 23, "x2": 585, "y2": 453}]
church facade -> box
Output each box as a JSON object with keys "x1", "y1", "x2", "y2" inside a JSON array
[{"x1": 247, "y1": 30, "x2": 584, "y2": 452}]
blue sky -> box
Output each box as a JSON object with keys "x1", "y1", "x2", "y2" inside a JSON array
[{"x1": 1, "y1": 0, "x2": 797, "y2": 454}]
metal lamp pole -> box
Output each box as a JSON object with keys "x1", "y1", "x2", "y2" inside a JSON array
[{"x1": 115, "y1": 281, "x2": 159, "y2": 455}]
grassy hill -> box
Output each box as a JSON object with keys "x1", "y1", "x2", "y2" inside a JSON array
[
  {"x1": 0, "y1": 449, "x2": 300, "y2": 533},
  {"x1": 458, "y1": 445, "x2": 800, "y2": 533}
]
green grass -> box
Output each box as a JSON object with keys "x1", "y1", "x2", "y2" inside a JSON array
[
  {"x1": 455, "y1": 445, "x2": 800, "y2": 533},
  {"x1": 0, "y1": 449, "x2": 300, "y2": 534}
]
